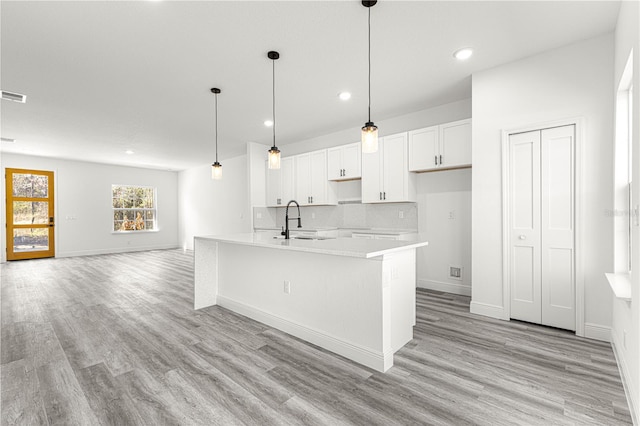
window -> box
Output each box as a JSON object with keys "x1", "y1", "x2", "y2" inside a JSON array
[{"x1": 112, "y1": 185, "x2": 156, "y2": 232}]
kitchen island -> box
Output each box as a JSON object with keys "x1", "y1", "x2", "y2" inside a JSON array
[{"x1": 194, "y1": 233, "x2": 428, "y2": 372}]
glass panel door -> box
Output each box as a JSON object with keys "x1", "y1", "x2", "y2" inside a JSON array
[{"x1": 5, "y1": 168, "x2": 55, "y2": 260}]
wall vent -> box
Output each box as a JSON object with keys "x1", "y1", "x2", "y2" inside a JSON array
[
  {"x1": 1, "y1": 137, "x2": 15, "y2": 143},
  {"x1": 1, "y1": 91, "x2": 27, "y2": 103}
]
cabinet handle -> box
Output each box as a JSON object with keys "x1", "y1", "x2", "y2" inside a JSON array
[
  {"x1": 383, "y1": 192, "x2": 386, "y2": 200},
  {"x1": 277, "y1": 198, "x2": 281, "y2": 205},
  {"x1": 435, "y1": 155, "x2": 438, "y2": 165},
  {"x1": 311, "y1": 196, "x2": 313, "y2": 204},
  {"x1": 379, "y1": 192, "x2": 382, "y2": 200},
  {"x1": 343, "y1": 169, "x2": 346, "y2": 176},
  {"x1": 440, "y1": 154, "x2": 442, "y2": 165}
]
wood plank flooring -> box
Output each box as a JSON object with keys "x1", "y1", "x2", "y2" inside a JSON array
[{"x1": 1, "y1": 249, "x2": 632, "y2": 425}]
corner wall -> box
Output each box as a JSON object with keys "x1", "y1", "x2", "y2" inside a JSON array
[
  {"x1": 611, "y1": 1, "x2": 639, "y2": 422},
  {"x1": 471, "y1": 34, "x2": 614, "y2": 331},
  {"x1": 178, "y1": 154, "x2": 251, "y2": 251},
  {"x1": 0, "y1": 153, "x2": 179, "y2": 261}
]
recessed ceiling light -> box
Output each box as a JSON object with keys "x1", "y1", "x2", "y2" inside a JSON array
[
  {"x1": 125, "y1": 150, "x2": 134, "y2": 155},
  {"x1": 453, "y1": 48, "x2": 473, "y2": 61},
  {"x1": 264, "y1": 120, "x2": 274, "y2": 127},
  {"x1": 338, "y1": 92, "x2": 352, "y2": 101}
]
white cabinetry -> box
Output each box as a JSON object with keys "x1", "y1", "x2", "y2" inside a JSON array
[
  {"x1": 327, "y1": 142, "x2": 361, "y2": 180},
  {"x1": 265, "y1": 157, "x2": 294, "y2": 207},
  {"x1": 408, "y1": 119, "x2": 471, "y2": 172},
  {"x1": 295, "y1": 150, "x2": 337, "y2": 206},
  {"x1": 362, "y1": 132, "x2": 416, "y2": 203}
]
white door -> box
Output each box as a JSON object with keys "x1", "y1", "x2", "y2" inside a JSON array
[{"x1": 509, "y1": 125, "x2": 575, "y2": 331}]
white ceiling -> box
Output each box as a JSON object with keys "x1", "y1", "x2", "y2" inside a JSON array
[{"x1": 1, "y1": 1, "x2": 620, "y2": 171}]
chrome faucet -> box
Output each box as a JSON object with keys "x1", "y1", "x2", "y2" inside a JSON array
[{"x1": 281, "y1": 200, "x2": 302, "y2": 239}]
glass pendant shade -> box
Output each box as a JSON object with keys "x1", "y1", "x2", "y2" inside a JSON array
[
  {"x1": 268, "y1": 146, "x2": 281, "y2": 169},
  {"x1": 361, "y1": 122, "x2": 378, "y2": 153},
  {"x1": 211, "y1": 162, "x2": 223, "y2": 180}
]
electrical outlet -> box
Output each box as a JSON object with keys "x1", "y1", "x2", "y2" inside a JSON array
[
  {"x1": 398, "y1": 211, "x2": 404, "y2": 219},
  {"x1": 448, "y1": 211, "x2": 455, "y2": 220},
  {"x1": 283, "y1": 280, "x2": 291, "y2": 294},
  {"x1": 256, "y1": 212, "x2": 262, "y2": 219}
]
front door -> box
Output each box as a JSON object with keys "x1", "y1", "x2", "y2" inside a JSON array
[{"x1": 5, "y1": 168, "x2": 55, "y2": 260}]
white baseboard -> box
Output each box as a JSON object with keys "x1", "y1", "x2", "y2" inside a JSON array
[
  {"x1": 417, "y1": 279, "x2": 471, "y2": 296},
  {"x1": 216, "y1": 295, "x2": 392, "y2": 372},
  {"x1": 469, "y1": 301, "x2": 507, "y2": 320},
  {"x1": 583, "y1": 322, "x2": 611, "y2": 342},
  {"x1": 611, "y1": 332, "x2": 639, "y2": 426},
  {"x1": 57, "y1": 244, "x2": 180, "y2": 258}
]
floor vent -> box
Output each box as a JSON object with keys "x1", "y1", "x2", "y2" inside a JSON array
[
  {"x1": 449, "y1": 266, "x2": 462, "y2": 280},
  {"x1": 1, "y1": 91, "x2": 27, "y2": 103}
]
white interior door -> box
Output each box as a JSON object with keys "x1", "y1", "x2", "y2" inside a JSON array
[
  {"x1": 541, "y1": 126, "x2": 575, "y2": 330},
  {"x1": 508, "y1": 125, "x2": 575, "y2": 331},
  {"x1": 509, "y1": 130, "x2": 542, "y2": 324}
]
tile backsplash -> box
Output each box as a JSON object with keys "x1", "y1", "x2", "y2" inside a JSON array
[{"x1": 253, "y1": 202, "x2": 417, "y2": 231}]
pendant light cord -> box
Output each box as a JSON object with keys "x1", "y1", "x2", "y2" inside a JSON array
[
  {"x1": 272, "y1": 58, "x2": 276, "y2": 148},
  {"x1": 367, "y1": 5, "x2": 371, "y2": 123},
  {"x1": 214, "y1": 92, "x2": 218, "y2": 162}
]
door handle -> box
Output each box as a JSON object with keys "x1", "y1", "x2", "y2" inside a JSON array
[{"x1": 519, "y1": 235, "x2": 526, "y2": 240}]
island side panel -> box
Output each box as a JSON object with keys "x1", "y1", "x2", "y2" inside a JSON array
[
  {"x1": 384, "y1": 250, "x2": 416, "y2": 352},
  {"x1": 194, "y1": 237, "x2": 219, "y2": 309},
  {"x1": 215, "y1": 242, "x2": 393, "y2": 371}
]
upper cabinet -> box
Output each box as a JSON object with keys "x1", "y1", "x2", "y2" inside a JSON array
[
  {"x1": 362, "y1": 132, "x2": 416, "y2": 204},
  {"x1": 295, "y1": 150, "x2": 337, "y2": 206},
  {"x1": 265, "y1": 157, "x2": 294, "y2": 207},
  {"x1": 408, "y1": 119, "x2": 471, "y2": 172},
  {"x1": 327, "y1": 142, "x2": 362, "y2": 181}
]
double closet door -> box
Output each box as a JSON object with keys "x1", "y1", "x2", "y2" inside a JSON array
[{"x1": 508, "y1": 125, "x2": 575, "y2": 331}]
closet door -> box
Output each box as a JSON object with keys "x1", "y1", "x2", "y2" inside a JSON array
[
  {"x1": 541, "y1": 125, "x2": 575, "y2": 331},
  {"x1": 509, "y1": 131, "x2": 542, "y2": 324}
]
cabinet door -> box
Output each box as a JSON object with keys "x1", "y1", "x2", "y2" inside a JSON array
[
  {"x1": 295, "y1": 154, "x2": 311, "y2": 205},
  {"x1": 309, "y1": 150, "x2": 328, "y2": 204},
  {"x1": 408, "y1": 125, "x2": 439, "y2": 171},
  {"x1": 439, "y1": 119, "x2": 471, "y2": 168},
  {"x1": 265, "y1": 160, "x2": 282, "y2": 207},
  {"x1": 342, "y1": 142, "x2": 362, "y2": 179},
  {"x1": 382, "y1": 133, "x2": 408, "y2": 202},
  {"x1": 361, "y1": 144, "x2": 383, "y2": 203},
  {"x1": 327, "y1": 147, "x2": 343, "y2": 181},
  {"x1": 281, "y1": 157, "x2": 295, "y2": 204}
]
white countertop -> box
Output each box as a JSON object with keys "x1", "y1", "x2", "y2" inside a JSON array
[
  {"x1": 254, "y1": 227, "x2": 417, "y2": 235},
  {"x1": 196, "y1": 232, "x2": 428, "y2": 259}
]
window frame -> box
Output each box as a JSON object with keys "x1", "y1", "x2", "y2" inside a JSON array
[{"x1": 111, "y1": 184, "x2": 158, "y2": 233}]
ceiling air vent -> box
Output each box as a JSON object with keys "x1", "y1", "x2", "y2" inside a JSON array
[
  {"x1": 1, "y1": 137, "x2": 16, "y2": 143},
  {"x1": 1, "y1": 91, "x2": 27, "y2": 103}
]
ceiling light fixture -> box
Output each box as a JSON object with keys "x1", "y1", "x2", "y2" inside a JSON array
[
  {"x1": 267, "y1": 51, "x2": 281, "y2": 169},
  {"x1": 339, "y1": 92, "x2": 352, "y2": 101},
  {"x1": 125, "y1": 150, "x2": 134, "y2": 155},
  {"x1": 454, "y1": 47, "x2": 473, "y2": 61},
  {"x1": 264, "y1": 120, "x2": 274, "y2": 127},
  {"x1": 211, "y1": 87, "x2": 223, "y2": 180},
  {"x1": 361, "y1": 0, "x2": 378, "y2": 154}
]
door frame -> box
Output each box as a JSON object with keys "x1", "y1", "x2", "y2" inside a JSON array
[
  {"x1": 4, "y1": 168, "x2": 56, "y2": 261},
  {"x1": 501, "y1": 117, "x2": 585, "y2": 337}
]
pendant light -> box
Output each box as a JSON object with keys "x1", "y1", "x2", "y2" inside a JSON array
[
  {"x1": 267, "y1": 51, "x2": 281, "y2": 169},
  {"x1": 210, "y1": 87, "x2": 223, "y2": 180},
  {"x1": 361, "y1": 0, "x2": 378, "y2": 153}
]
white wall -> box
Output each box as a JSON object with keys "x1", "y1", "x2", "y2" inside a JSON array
[
  {"x1": 178, "y1": 154, "x2": 251, "y2": 250},
  {"x1": 611, "y1": 1, "x2": 639, "y2": 423},
  {"x1": 471, "y1": 34, "x2": 614, "y2": 332},
  {"x1": 0, "y1": 153, "x2": 179, "y2": 261},
  {"x1": 417, "y1": 168, "x2": 472, "y2": 296}
]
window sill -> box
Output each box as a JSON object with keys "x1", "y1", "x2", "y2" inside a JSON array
[
  {"x1": 605, "y1": 273, "x2": 632, "y2": 301},
  {"x1": 111, "y1": 230, "x2": 159, "y2": 235}
]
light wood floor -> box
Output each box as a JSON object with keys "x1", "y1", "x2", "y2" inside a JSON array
[{"x1": 1, "y1": 249, "x2": 632, "y2": 425}]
